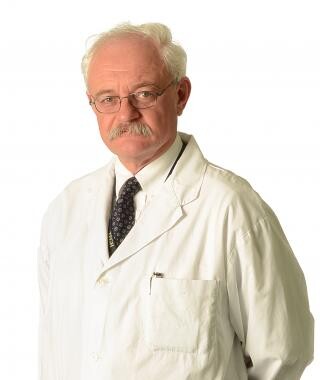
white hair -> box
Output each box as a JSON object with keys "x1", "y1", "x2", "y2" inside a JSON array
[{"x1": 81, "y1": 22, "x2": 187, "y2": 87}]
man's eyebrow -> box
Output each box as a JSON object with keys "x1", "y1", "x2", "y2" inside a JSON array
[
  {"x1": 130, "y1": 82, "x2": 161, "y2": 91},
  {"x1": 94, "y1": 89, "x2": 117, "y2": 97},
  {"x1": 94, "y1": 82, "x2": 160, "y2": 98}
]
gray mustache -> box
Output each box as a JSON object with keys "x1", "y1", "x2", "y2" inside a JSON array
[{"x1": 109, "y1": 122, "x2": 152, "y2": 140}]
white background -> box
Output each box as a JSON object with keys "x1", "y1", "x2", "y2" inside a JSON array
[{"x1": 0, "y1": 0, "x2": 319, "y2": 378}]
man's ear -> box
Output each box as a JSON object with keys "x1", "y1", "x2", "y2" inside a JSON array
[
  {"x1": 86, "y1": 92, "x2": 92, "y2": 104},
  {"x1": 176, "y1": 76, "x2": 191, "y2": 116},
  {"x1": 86, "y1": 92, "x2": 96, "y2": 113}
]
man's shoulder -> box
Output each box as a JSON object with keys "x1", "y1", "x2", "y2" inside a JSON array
[
  {"x1": 178, "y1": 133, "x2": 268, "y2": 214},
  {"x1": 45, "y1": 162, "x2": 114, "y2": 216},
  {"x1": 204, "y1": 161, "x2": 255, "y2": 197},
  {"x1": 64, "y1": 163, "x2": 112, "y2": 195},
  {"x1": 201, "y1": 161, "x2": 272, "y2": 220}
]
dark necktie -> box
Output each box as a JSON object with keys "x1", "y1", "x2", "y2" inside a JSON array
[{"x1": 108, "y1": 177, "x2": 141, "y2": 256}]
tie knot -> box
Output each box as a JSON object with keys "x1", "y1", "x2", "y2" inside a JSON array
[{"x1": 119, "y1": 177, "x2": 141, "y2": 198}]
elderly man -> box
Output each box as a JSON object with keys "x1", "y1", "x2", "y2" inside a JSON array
[{"x1": 38, "y1": 23, "x2": 313, "y2": 379}]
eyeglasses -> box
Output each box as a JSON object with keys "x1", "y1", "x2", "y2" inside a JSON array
[{"x1": 89, "y1": 81, "x2": 175, "y2": 114}]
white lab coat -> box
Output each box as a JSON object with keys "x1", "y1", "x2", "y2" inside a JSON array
[{"x1": 38, "y1": 133, "x2": 313, "y2": 380}]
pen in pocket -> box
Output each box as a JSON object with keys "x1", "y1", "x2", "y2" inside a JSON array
[{"x1": 149, "y1": 272, "x2": 164, "y2": 294}]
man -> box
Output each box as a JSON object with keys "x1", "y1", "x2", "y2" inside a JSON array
[{"x1": 38, "y1": 23, "x2": 313, "y2": 379}]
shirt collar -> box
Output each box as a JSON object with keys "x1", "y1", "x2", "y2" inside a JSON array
[{"x1": 114, "y1": 134, "x2": 182, "y2": 197}]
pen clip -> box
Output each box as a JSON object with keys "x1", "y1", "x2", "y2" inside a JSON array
[{"x1": 149, "y1": 272, "x2": 164, "y2": 294}]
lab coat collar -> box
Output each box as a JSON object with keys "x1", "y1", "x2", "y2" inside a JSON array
[{"x1": 170, "y1": 132, "x2": 207, "y2": 206}]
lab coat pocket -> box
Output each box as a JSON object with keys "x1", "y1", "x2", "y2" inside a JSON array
[{"x1": 144, "y1": 276, "x2": 219, "y2": 353}]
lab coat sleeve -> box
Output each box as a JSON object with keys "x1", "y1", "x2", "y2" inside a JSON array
[
  {"x1": 38, "y1": 220, "x2": 50, "y2": 380},
  {"x1": 37, "y1": 196, "x2": 63, "y2": 380},
  {"x1": 227, "y1": 213, "x2": 314, "y2": 379},
  {"x1": 38, "y1": 208, "x2": 50, "y2": 380}
]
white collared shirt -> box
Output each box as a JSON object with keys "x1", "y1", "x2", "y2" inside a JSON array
[{"x1": 114, "y1": 134, "x2": 183, "y2": 220}]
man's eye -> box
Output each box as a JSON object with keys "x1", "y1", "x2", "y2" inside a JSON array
[
  {"x1": 100, "y1": 96, "x2": 117, "y2": 104},
  {"x1": 135, "y1": 91, "x2": 154, "y2": 99}
]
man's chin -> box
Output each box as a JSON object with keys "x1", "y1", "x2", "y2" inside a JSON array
[{"x1": 108, "y1": 137, "x2": 153, "y2": 155}]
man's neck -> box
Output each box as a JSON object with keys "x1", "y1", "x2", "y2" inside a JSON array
[{"x1": 119, "y1": 138, "x2": 178, "y2": 175}]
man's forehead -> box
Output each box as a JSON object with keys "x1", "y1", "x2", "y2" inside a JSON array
[
  {"x1": 89, "y1": 35, "x2": 165, "y2": 71},
  {"x1": 91, "y1": 61, "x2": 162, "y2": 72},
  {"x1": 87, "y1": 37, "x2": 169, "y2": 90},
  {"x1": 88, "y1": 63, "x2": 165, "y2": 81},
  {"x1": 88, "y1": 69, "x2": 165, "y2": 95},
  {"x1": 98, "y1": 67, "x2": 138, "y2": 72}
]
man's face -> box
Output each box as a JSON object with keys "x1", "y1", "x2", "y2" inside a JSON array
[{"x1": 86, "y1": 35, "x2": 190, "y2": 173}]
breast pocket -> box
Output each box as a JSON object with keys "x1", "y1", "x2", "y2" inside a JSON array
[{"x1": 143, "y1": 276, "x2": 219, "y2": 354}]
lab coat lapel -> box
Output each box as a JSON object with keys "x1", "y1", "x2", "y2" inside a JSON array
[
  {"x1": 104, "y1": 182, "x2": 183, "y2": 271},
  {"x1": 100, "y1": 134, "x2": 208, "y2": 272},
  {"x1": 86, "y1": 162, "x2": 115, "y2": 271},
  {"x1": 92, "y1": 133, "x2": 208, "y2": 276}
]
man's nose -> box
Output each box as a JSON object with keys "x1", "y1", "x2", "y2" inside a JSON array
[{"x1": 118, "y1": 97, "x2": 141, "y2": 122}]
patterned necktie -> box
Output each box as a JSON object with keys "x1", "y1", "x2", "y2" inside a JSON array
[{"x1": 108, "y1": 177, "x2": 141, "y2": 255}]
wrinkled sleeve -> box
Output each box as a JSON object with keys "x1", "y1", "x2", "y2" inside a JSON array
[{"x1": 227, "y1": 213, "x2": 314, "y2": 379}]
